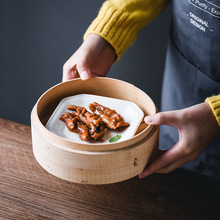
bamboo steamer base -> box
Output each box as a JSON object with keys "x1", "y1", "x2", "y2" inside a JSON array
[{"x1": 31, "y1": 78, "x2": 159, "y2": 185}]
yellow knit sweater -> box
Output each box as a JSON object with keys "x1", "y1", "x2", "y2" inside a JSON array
[{"x1": 84, "y1": 0, "x2": 220, "y2": 126}]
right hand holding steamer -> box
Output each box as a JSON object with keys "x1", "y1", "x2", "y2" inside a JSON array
[{"x1": 62, "y1": 34, "x2": 116, "y2": 81}]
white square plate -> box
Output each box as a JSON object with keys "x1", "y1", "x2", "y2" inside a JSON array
[{"x1": 46, "y1": 94, "x2": 144, "y2": 144}]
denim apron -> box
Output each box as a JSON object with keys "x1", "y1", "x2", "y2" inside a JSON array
[{"x1": 160, "y1": 0, "x2": 220, "y2": 178}]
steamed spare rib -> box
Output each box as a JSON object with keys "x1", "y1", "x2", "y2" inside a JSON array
[
  {"x1": 60, "y1": 105, "x2": 107, "y2": 141},
  {"x1": 59, "y1": 112, "x2": 90, "y2": 141},
  {"x1": 89, "y1": 102, "x2": 130, "y2": 130}
]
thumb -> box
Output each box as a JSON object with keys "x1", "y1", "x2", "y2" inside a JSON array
[
  {"x1": 77, "y1": 60, "x2": 91, "y2": 81},
  {"x1": 144, "y1": 111, "x2": 179, "y2": 126}
]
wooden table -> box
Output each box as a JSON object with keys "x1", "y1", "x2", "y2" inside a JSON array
[{"x1": 0, "y1": 118, "x2": 219, "y2": 220}]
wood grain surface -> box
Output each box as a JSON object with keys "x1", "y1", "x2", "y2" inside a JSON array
[{"x1": 0, "y1": 118, "x2": 220, "y2": 220}]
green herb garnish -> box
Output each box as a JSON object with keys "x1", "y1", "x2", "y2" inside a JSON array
[{"x1": 109, "y1": 135, "x2": 122, "y2": 143}]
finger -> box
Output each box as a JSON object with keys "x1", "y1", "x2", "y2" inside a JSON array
[
  {"x1": 72, "y1": 68, "x2": 80, "y2": 78},
  {"x1": 155, "y1": 156, "x2": 189, "y2": 174},
  {"x1": 144, "y1": 111, "x2": 181, "y2": 127},
  {"x1": 155, "y1": 145, "x2": 200, "y2": 174},
  {"x1": 62, "y1": 63, "x2": 77, "y2": 82},
  {"x1": 62, "y1": 68, "x2": 72, "y2": 82},
  {"x1": 77, "y1": 60, "x2": 91, "y2": 81},
  {"x1": 139, "y1": 143, "x2": 182, "y2": 178}
]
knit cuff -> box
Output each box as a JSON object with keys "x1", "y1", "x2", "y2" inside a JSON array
[
  {"x1": 205, "y1": 95, "x2": 220, "y2": 126},
  {"x1": 83, "y1": 1, "x2": 169, "y2": 61},
  {"x1": 84, "y1": 1, "x2": 136, "y2": 61}
]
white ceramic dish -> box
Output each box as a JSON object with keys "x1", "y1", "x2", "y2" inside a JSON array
[{"x1": 46, "y1": 94, "x2": 144, "y2": 144}]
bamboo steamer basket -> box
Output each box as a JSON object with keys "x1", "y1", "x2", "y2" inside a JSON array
[{"x1": 31, "y1": 77, "x2": 159, "y2": 184}]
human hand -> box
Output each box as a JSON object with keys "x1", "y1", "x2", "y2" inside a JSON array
[
  {"x1": 62, "y1": 34, "x2": 116, "y2": 81},
  {"x1": 139, "y1": 102, "x2": 220, "y2": 178}
]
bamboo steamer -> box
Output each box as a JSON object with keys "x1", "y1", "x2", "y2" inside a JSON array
[{"x1": 31, "y1": 77, "x2": 159, "y2": 184}]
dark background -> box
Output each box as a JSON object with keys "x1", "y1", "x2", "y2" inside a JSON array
[{"x1": 0, "y1": 0, "x2": 172, "y2": 125}]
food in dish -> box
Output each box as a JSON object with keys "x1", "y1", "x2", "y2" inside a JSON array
[
  {"x1": 46, "y1": 94, "x2": 144, "y2": 143},
  {"x1": 89, "y1": 102, "x2": 130, "y2": 130},
  {"x1": 60, "y1": 102, "x2": 130, "y2": 141},
  {"x1": 60, "y1": 105, "x2": 107, "y2": 141},
  {"x1": 59, "y1": 112, "x2": 90, "y2": 141}
]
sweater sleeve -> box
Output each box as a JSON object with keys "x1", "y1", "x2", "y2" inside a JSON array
[
  {"x1": 205, "y1": 95, "x2": 220, "y2": 126},
  {"x1": 84, "y1": 0, "x2": 170, "y2": 61}
]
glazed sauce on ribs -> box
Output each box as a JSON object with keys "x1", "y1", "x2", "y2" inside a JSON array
[{"x1": 59, "y1": 102, "x2": 129, "y2": 142}]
